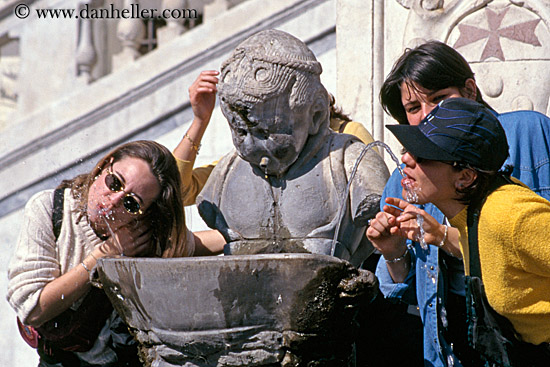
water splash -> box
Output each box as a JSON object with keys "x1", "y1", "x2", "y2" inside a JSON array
[
  {"x1": 403, "y1": 181, "x2": 418, "y2": 203},
  {"x1": 330, "y1": 140, "x2": 428, "y2": 255},
  {"x1": 397, "y1": 159, "x2": 426, "y2": 249},
  {"x1": 98, "y1": 203, "x2": 115, "y2": 221},
  {"x1": 415, "y1": 213, "x2": 428, "y2": 250},
  {"x1": 102, "y1": 216, "x2": 124, "y2": 255}
]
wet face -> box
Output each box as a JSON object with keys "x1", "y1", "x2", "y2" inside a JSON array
[
  {"x1": 221, "y1": 93, "x2": 311, "y2": 176},
  {"x1": 400, "y1": 152, "x2": 460, "y2": 207},
  {"x1": 87, "y1": 157, "x2": 161, "y2": 230},
  {"x1": 400, "y1": 81, "x2": 468, "y2": 125}
]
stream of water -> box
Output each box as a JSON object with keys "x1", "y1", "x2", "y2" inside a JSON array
[{"x1": 330, "y1": 140, "x2": 426, "y2": 256}]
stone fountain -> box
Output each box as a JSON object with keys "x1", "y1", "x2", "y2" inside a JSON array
[
  {"x1": 96, "y1": 29, "x2": 389, "y2": 366},
  {"x1": 96, "y1": 254, "x2": 377, "y2": 366}
]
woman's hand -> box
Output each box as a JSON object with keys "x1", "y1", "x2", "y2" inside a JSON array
[
  {"x1": 100, "y1": 219, "x2": 154, "y2": 257},
  {"x1": 366, "y1": 210, "x2": 407, "y2": 260},
  {"x1": 366, "y1": 206, "x2": 411, "y2": 283},
  {"x1": 174, "y1": 70, "x2": 219, "y2": 162},
  {"x1": 189, "y1": 70, "x2": 219, "y2": 125},
  {"x1": 384, "y1": 197, "x2": 462, "y2": 258}
]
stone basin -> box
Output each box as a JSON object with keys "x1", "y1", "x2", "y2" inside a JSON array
[{"x1": 96, "y1": 253, "x2": 377, "y2": 366}]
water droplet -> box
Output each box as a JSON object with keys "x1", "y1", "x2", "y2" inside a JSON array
[
  {"x1": 440, "y1": 306, "x2": 448, "y2": 328},
  {"x1": 61, "y1": 294, "x2": 64, "y2": 300},
  {"x1": 447, "y1": 353, "x2": 455, "y2": 366},
  {"x1": 416, "y1": 214, "x2": 428, "y2": 250}
]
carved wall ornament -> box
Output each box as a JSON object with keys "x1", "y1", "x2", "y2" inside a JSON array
[
  {"x1": 400, "y1": 0, "x2": 550, "y2": 113},
  {"x1": 452, "y1": 5, "x2": 542, "y2": 61},
  {"x1": 512, "y1": 95, "x2": 534, "y2": 110},
  {"x1": 480, "y1": 74, "x2": 503, "y2": 98}
]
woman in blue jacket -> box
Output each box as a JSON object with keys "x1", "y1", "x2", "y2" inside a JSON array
[{"x1": 374, "y1": 40, "x2": 550, "y2": 367}]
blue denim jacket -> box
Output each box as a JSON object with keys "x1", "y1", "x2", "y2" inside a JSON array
[
  {"x1": 375, "y1": 110, "x2": 550, "y2": 367},
  {"x1": 498, "y1": 110, "x2": 550, "y2": 200}
]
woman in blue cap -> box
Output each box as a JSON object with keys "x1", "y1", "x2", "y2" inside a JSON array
[
  {"x1": 374, "y1": 40, "x2": 550, "y2": 367},
  {"x1": 368, "y1": 97, "x2": 550, "y2": 367}
]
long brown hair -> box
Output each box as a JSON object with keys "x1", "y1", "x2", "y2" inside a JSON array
[{"x1": 58, "y1": 140, "x2": 188, "y2": 258}]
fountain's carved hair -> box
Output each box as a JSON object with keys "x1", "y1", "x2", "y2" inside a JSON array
[
  {"x1": 219, "y1": 29, "x2": 327, "y2": 111},
  {"x1": 58, "y1": 140, "x2": 188, "y2": 258}
]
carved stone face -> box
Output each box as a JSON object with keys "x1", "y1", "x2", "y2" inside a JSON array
[
  {"x1": 220, "y1": 92, "x2": 311, "y2": 177},
  {"x1": 219, "y1": 29, "x2": 328, "y2": 177}
]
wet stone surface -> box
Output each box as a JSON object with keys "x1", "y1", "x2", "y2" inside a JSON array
[{"x1": 97, "y1": 255, "x2": 378, "y2": 366}]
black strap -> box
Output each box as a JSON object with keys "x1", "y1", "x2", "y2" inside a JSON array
[
  {"x1": 52, "y1": 188, "x2": 65, "y2": 241},
  {"x1": 466, "y1": 175, "x2": 515, "y2": 278}
]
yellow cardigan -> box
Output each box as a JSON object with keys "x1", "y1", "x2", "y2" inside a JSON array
[
  {"x1": 449, "y1": 183, "x2": 550, "y2": 345},
  {"x1": 176, "y1": 119, "x2": 376, "y2": 206}
]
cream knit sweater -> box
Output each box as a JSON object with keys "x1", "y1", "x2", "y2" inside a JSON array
[
  {"x1": 7, "y1": 189, "x2": 122, "y2": 363},
  {"x1": 7, "y1": 189, "x2": 104, "y2": 323}
]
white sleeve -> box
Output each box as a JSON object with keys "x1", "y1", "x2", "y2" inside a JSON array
[{"x1": 6, "y1": 190, "x2": 60, "y2": 323}]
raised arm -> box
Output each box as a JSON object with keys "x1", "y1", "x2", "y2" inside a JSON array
[
  {"x1": 174, "y1": 70, "x2": 219, "y2": 162},
  {"x1": 173, "y1": 70, "x2": 219, "y2": 205}
]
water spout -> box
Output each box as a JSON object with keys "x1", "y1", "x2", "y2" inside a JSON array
[
  {"x1": 260, "y1": 156, "x2": 270, "y2": 179},
  {"x1": 331, "y1": 140, "x2": 427, "y2": 256},
  {"x1": 331, "y1": 141, "x2": 396, "y2": 256}
]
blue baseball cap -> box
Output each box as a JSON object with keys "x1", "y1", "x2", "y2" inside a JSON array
[{"x1": 386, "y1": 97, "x2": 509, "y2": 171}]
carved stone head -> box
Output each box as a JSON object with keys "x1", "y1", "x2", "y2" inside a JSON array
[{"x1": 218, "y1": 29, "x2": 330, "y2": 177}]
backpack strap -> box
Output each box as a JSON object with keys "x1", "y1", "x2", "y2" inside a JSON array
[
  {"x1": 16, "y1": 187, "x2": 66, "y2": 350},
  {"x1": 52, "y1": 188, "x2": 65, "y2": 241},
  {"x1": 467, "y1": 175, "x2": 515, "y2": 278}
]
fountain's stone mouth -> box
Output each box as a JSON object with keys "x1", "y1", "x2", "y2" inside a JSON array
[{"x1": 96, "y1": 254, "x2": 377, "y2": 366}]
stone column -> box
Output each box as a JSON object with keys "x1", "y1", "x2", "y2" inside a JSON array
[
  {"x1": 157, "y1": 0, "x2": 187, "y2": 46},
  {"x1": 112, "y1": 0, "x2": 145, "y2": 71},
  {"x1": 76, "y1": 1, "x2": 99, "y2": 84}
]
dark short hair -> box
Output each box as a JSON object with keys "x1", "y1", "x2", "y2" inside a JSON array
[
  {"x1": 380, "y1": 40, "x2": 490, "y2": 124},
  {"x1": 453, "y1": 164, "x2": 513, "y2": 205}
]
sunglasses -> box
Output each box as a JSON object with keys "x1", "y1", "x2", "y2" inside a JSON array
[{"x1": 104, "y1": 163, "x2": 143, "y2": 215}]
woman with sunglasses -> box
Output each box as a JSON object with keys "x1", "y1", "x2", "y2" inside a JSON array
[{"x1": 7, "y1": 140, "x2": 224, "y2": 366}]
